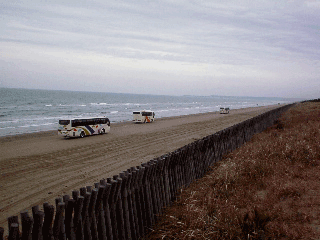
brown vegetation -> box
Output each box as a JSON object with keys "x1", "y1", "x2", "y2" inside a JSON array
[{"x1": 147, "y1": 102, "x2": 320, "y2": 239}]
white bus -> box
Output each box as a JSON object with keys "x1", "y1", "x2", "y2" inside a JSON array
[
  {"x1": 133, "y1": 110, "x2": 155, "y2": 123},
  {"x1": 220, "y1": 107, "x2": 230, "y2": 114},
  {"x1": 58, "y1": 117, "x2": 110, "y2": 138}
]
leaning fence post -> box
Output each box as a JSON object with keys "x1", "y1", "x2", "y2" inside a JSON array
[
  {"x1": 65, "y1": 198, "x2": 75, "y2": 240},
  {"x1": 169, "y1": 153, "x2": 178, "y2": 200},
  {"x1": 162, "y1": 155, "x2": 171, "y2": 206},
  {"x1": 100, "y1": 182, "x2": 113, "y2": 240},
  {"x1": 74, "y1": 195, "x2": 84, "y2": 240},
  {"x1": 184, "y1": 146, "x2": 193, "y2": 187},
  {"x1": 113, "y1": 176, "x2": 125, "y2": 240},
  {"x1": 72, "y1": 190, "x2": 79, "y2": 202},
  {"x1": 146, "y1": 162, "x2": 156, "y2": 227},
  {"x1": 128, "y1": 169, "x2": 139, "y2": 240},
  {"x1": 32, "y1": 210, "x2": 44, "y2": 240},
  {"x1": 107, "y1": 178, "x2": 118, "y2": 240},
  {"x1": 155, "y1": 159, "x2": 165, "y2": 214},
  {"x1": 53, "y1": 202, "x2": 66, "y2": 240},
  {"x1": 148, "y1": 162, "x2": 158, "y2": 221},
  {"x1": 42, "y1": 203, "x2": 54, "y2": 240},
  {"x1": 0, "y1": 227, "x2": 4, "y2": 240},
  {"x1": 157, "y1": 158, "x2": 166, "y2": 213},
  {"x1": 7, "y1": 216, "x2": 19, "y2": 239},
  {"x1": 88, "y1": 188, "x2": 99, "y2": 240},
  {"x1": 96, "y1": 185, "x2": 107, "y2": 240},
  {"x1": 151, "y1": 160, "x2": 162, "y2": 216},
  {"x1": 176, "y1": 152, "x2": 183, "y2": 190},
  {"x1": 8, "y1": 223, "x2": 19, "y2": 240},
  {"x1": 82, "y1": 192, "x2": 92, "y2": 240},
  {"x1": 119, "y1": 172, "x2": 131, "y2": 240},
  {"x1": 135, "y1": 166, "x2": 146, "y2": 237}
]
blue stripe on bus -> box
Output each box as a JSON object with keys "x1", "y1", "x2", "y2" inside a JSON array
[{"x1": 85, "y1": 125, "x2": 96, "y2": 134}]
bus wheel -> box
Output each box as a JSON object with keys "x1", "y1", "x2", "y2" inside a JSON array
[
  {"x1": 101, "y1": 129, "x2": 105, "y2": 134},
  {"x1": 80, "y1": 132, "x2": 85, "y2": 138}
]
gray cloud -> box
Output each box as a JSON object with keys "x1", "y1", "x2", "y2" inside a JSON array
[{"x1": 0, "y1": 0, "x2": 319, "y2": 98}]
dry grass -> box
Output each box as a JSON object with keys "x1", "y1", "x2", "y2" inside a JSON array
[{"x1": 146, "y1": 102, "x2": 320, "y2": 240}]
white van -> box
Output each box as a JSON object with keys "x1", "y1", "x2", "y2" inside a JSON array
[{"x1": 133, "y1": 110, "x2": 155, "y2": 123}]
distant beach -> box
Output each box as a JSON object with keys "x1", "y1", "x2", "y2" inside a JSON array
[{"x1": 0, "y1": 87, "x2": 295, "y2": 137}]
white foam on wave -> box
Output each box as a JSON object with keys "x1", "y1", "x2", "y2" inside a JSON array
[
  {"x1": 90, "y1": 103, "x2": 107, "y2": 106},
  {"x1": 42, "y1": 122, "x2": 56, "y2": 126},
  {"x1": 0, "y1": 126, "x2": 16, "y2": 130},
  {"x1": 20, "y1": 124, "x2": 39, "y2": 128},
  {"x1": 0, "y1": 119, "x2": 19, "y2": 124},
  {"x1": 19, "y1": 122, "x2": 56, "y2": 128}
]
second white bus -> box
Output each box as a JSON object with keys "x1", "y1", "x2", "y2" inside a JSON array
[
  {"x1": 133, "y1": 110, "x2": 155, "y2": 123},
  {"x1": 220, "y1": 107, "x2": 230, "y2": 114}
]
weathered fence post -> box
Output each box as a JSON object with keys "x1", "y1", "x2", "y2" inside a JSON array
[
  {"x1": 88, "y1": 188, "x2": 99, "y2": 240},
  {"x1": 96, "y1": 185, "x2": 107, "y2": 240},
  {"x1": 135, "y1": 166, "x2": 146, "y2": 237},
  {"x1": 130, "y1": 168, "x2": 141, "y2": 239},
  {"x1": 82, "y1": 192, "x2": 92, "y2": 240},
  {"x1": 125, "y1": 170, "x2": 136, "y2": 240},
  {"x1": 21, "y1": 211, "x2": 33, "y2": 240},
  {"x1": 157, "y1": 157, "x2": 167, "y2": 211},
  {"x1": 162, "y1": 155, "x2": 171, "y2": 206},
  {"x1": 42, "y1": 203, "x2": 54, "y2": 240},
  {"x1": 119, "y1": 172, "x2": 131, "y2": 240},
  {"x1": 102, "y1": 182, "x2": 113, "y2": 240},
  {"x1": 8, "y1": 223, "x2": 19, "y2": 240},
  {"x1": 0, "y1": 227, "x2": 4, "y2": 240},
  {"x1": 7, "y1": 216, "x2": 19, "y2": 240},
  {"x1": 141, "y1": 163, "x2": 154, "y2": 229},
  {"x1": 32, "y1": 208, "x2": 44, "y2": 240},
  {"x1": 65, "y1": 198, "x2": 75, "y2": 240},
  {"x1": 149, "y1": 161, "x2": 160, "y2": 220},
  {"x1": 107, "y1": 178, "x2": 119, "y2": 240},
  {"x1": 167, "y1": 153, "x2": 175, "y2": 202},
  {"x1": 53, "y1": 202, "x2": 66, "y2": 240},
  {"x1": 74, "y1": 195, "x2": 84, "y2": 240},
  {"x1": 113, "y1": 176, "x2": 125, "y2": 240},
  {"x1": 179, "y1": 147, "x2": 189, "y2": 188}
]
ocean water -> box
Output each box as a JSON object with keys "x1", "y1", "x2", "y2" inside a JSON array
[{"x1": 0, "y1": 88, "x2": 295, "y2": 137}]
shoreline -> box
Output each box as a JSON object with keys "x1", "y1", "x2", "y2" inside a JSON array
[
  {"x1": 0, "y1": 105, "x2": 279, "y2": 142},
  {"x1": 0, "y1": 108, "x2": 223, "y2": 141}
]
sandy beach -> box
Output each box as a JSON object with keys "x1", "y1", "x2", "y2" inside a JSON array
[{"x1": 0, "y1": 105, "x2": 281, "y2": 230}]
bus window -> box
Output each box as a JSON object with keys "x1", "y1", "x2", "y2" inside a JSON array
[{"x1": 59, "y1": 120, "x2": 70, "y2": 125}]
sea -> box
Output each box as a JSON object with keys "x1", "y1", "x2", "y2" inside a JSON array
[{"x1": 0, "y1": 88, "x2": 298, "y2": 137}]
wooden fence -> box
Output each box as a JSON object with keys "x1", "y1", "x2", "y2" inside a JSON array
[{"x1": 0, "y1": 104, "x2": 294, "y2": 240}]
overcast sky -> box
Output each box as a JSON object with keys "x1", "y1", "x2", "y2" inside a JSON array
[{"x1": 1, "y1": 0, "x2": 319, "y2": 98}]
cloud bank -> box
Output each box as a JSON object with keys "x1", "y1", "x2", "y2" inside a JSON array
[{"x1": 1, "y1": 0, "x2": 319, "y2": 98}]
